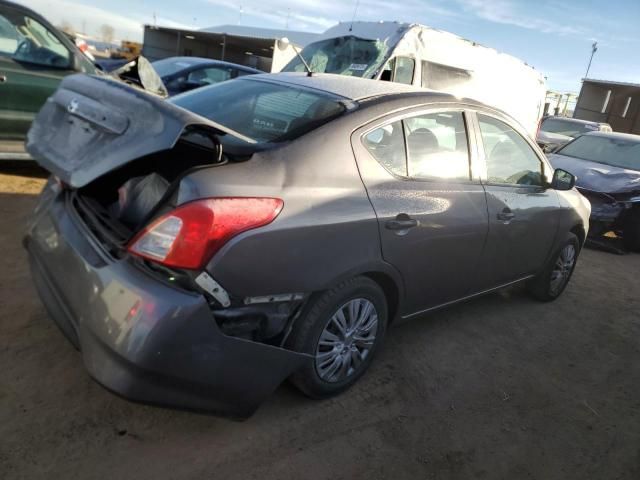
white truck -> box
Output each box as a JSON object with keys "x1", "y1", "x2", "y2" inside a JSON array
[{"x1": 282, "y1": 21, "x2": 546, "y2": 137}]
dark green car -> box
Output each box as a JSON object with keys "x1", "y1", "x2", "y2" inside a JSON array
[{"x1": 0, "y1": 0, "x2": 96, "y2": 159}]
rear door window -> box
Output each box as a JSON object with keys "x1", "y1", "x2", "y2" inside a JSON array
[
  {"x1": 363, "y1": 121, "x2": 407, "y2": 176},
  {"x1": 362, "y1": 111, "x2": 472, "y2": 181},
  {"x1": 404, "y1": 112, "x2": 470, "y2": 180}
]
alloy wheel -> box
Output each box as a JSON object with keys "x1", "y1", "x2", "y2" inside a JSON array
[
  {"x1": 550, "y1": 244, "x2": 576, "y2": 294},
  {"x1": 314, "y1": 298, "x2": 378, "y2": 383}
]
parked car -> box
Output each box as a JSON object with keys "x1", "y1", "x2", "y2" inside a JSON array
[
  {"x1": 537, "y1": 116, "x2": 612, "y2": 153},
  {"x1": 151, "y1": 56, "x2": 262, "y2": 95},
  {"x1": 0, "y1": 0, "x2": 97, "y2": 159},
  {"x1": 24, "y1": 72, "x2": 589, "y2": 417},
  {"x1": 548, "y1": 131, "x2": 640, "y2": 250}
]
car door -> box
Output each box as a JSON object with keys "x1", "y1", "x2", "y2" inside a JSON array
[
  {"x1": 352, "y1": 107, "x2": 489, "y2": 316},
  {"x1": 471, "y1": 111, "x2": 560, "y2": 289},
  {"x1": 0, "y1": 4, "x2": 76, "y2": 140}
]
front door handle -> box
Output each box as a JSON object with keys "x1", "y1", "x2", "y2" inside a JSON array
[
  {"x1": 386, "y1": 214, "x2": 418, "y2": 231},
  {"x1": 497, "y1": 208, "x2": 515, "y2": 222},
  {"x1": 0, "y1": 75, "x2": 7, "y2": 83}
]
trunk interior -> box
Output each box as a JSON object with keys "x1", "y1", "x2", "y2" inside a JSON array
[{"x1": 74, "y1": 133, "x2": 226, "y2": 241}]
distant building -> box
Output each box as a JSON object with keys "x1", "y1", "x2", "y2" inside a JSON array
[
  {"x1": 574, "y1": 79, "x2": 640, "y2": 134},
  {"x1": 142, "y1": 24, "x2": 319, "y2": 72}
]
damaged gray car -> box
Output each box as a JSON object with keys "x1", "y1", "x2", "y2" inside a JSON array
[
  {"x1": 548, "y1": 132, "x2": 640, "y2": 251},
  {"x1": 24, "y1": 72, "x2": 590, "y2": 417}
]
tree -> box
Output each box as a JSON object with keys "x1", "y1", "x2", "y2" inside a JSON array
[{"x1": 100, "y1": 24, "x2": 115, "y2": 44}]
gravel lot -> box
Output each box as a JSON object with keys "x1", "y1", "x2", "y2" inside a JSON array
[{"x1": 1, "y1": 166, "x2": 639, "y2": 480}]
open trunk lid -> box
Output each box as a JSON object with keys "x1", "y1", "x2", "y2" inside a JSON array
[
  {"x1": 26, "y1": 74, "x2": 254, "y2": 188},
  {"x1": 110, "y1": 56, "x2": 168, "y2": 98}
]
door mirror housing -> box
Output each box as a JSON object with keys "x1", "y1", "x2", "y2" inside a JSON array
[{"x1": 551, "y1": 168, "x2": 576, "y2": 191}]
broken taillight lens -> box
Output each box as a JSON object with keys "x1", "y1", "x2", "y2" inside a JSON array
[{"x1": 127, "y1": 197, "x2": 283, "y2": 270}]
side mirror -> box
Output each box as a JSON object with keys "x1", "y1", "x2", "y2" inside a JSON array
[{"x1": 551, "y1": 168, "x2": 576, "y2": 191}]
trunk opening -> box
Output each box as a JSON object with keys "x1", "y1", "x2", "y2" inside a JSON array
[{"x1": 76, "y1": 131, "x2": 227, "y2": 231}]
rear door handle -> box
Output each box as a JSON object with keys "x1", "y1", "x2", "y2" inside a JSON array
[
  {"x1": 386, "y1": 215, "x2": 418, "y2": 231},
  {"x1": 497, "y1": 209, "x2": 515, "y2": 222}
]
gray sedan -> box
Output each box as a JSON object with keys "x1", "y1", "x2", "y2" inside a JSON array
[
  {"x1": 24, "y1": 72, "x2": 590, "y2": 417},
  {"x1": 537, "y1": 116, "x2": 612, "y2": 152}
]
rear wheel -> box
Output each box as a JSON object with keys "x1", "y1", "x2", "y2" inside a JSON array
[
  {"x1": 288, "y1": 277, "x2": 387, "y2": 398},
  {"x1": 527, "y1": 233, "x2": 579, "y2": 302}
]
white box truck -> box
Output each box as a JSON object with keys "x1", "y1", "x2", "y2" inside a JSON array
[{"x1": 281, "y1": 21, "x2": 546, "y2": 137}]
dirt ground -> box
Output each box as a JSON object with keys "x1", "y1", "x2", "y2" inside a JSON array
[{"x1": 1, "y1": 165, "x2": 639, "y2": 480}]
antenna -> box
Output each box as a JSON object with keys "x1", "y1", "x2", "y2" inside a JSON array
[
  {"x1": 349, "y1": 0, "x2": 360, "y2": 32},
  {"x1": 281, "y1": 37, "x2": 313, "y2": 77}
]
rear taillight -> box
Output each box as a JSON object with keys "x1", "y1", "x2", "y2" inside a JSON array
[{"x1": 127, "y1": 197, "x2": 283, "y2": 270}]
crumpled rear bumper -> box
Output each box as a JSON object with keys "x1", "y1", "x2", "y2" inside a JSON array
[{"x1": 24, "y1": 185, "x2": 310, "y2": 418}]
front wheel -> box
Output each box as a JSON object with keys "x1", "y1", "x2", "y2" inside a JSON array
[
  {"x1": 527, "y1": 233, "x2": 580, "y2": 302},
  {"x1": 287, "y1": 277, "x2": 388, "y2": 399}
]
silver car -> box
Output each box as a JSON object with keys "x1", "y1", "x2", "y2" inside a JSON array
[
  {"x1": 24, "y1": 73, "x2": 590, "y2": 417},
  {"x1": 537, "y1": 116, "x2": 612, "y2": 153}
]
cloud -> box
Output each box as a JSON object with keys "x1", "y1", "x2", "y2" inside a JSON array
[
  {"x1": 200, "y1": 0, "x2": 459, "y2": 32},
  {"x1": 454, "y1": 0, "x2": 586, "y2": 36},
  {"x1": 14, "y1": 0, "x2": 144, "y2": 41}
]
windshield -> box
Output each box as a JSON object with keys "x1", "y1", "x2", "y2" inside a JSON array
[
  {"x1": 558, "y1": 135, "x2": 640, "y2": 171},
  {"x1": 151, "y1": 58, "x2": 197, "y2": 77},
  {"x1": 541, "y1": 118, "x2": 600, "y2": 138},
  {"x1": 282, "y1": 36, "x2": 388, "y2": 79},
  {"x1": 171, "y1": 78, "x2": 348, "y2": 143}
]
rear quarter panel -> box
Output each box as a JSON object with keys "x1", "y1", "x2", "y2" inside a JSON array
[{"x1": 177, "y1": 115, "x2": 397, "y2": 298}]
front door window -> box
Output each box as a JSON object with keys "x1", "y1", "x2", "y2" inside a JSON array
[{"x1": 0, "y1": 9, "x2": 70, "y2": 68}]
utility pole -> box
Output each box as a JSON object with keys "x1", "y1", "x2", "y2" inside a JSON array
[{"x1": 584, "y1": 41, "x2": 597, "y2": 79}]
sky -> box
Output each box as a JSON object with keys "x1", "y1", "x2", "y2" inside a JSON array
[{"x1": 16, "y1": 0, "x2": 640, "y2": 93}]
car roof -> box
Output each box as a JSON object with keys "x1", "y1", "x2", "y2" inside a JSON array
[
  {"x1": 154, "y1": 56, "x2": 262, "y2": 72},
  {"x1": 245, "y1": 72, "x2": 454, "y2": 102},
  {"x1": 543, "y1": 116, "x2": 607, "y2": 126},
  {"x1": 582, "y1": 131, "x2": 640, "y2": 142}
]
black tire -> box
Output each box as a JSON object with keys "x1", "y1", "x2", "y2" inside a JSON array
[
  {"x1": 287, "y1": 276, "x2": 388, "y2": 399},
  {"x1": 527, "y1": 232, "x2": 580, "y2": 302},
  {"x1": 622, "y1": 209, "x2": 640, "y2": 252}
]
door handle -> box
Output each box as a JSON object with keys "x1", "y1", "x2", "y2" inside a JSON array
[
  {"x1": 386, "y1": 215, "x2": 418, "y2": 231},
  {"x1": 0, "y1": 75, "x2": 6, "y2": 83},
  {"x1": 497, "y1": 208, "x2": 515, "y2": 222}
]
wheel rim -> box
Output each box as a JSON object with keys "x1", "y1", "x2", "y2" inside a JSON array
[
  {"x1": 314, "y1": 298, "x2": 378, "y2": 383},
  {"x1": 549, "y1": 244, "x2": 576, "y2": 294}
]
